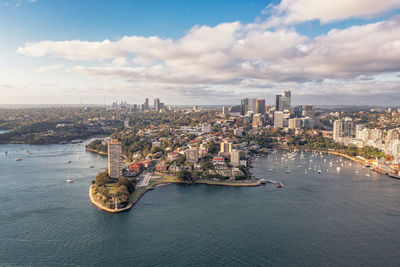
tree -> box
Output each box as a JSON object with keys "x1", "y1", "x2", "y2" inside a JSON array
[
  {"x1": 177, "y1": 170, "x2": 191, "y2": 181},
  {"x1": 95, "y1": 170, "x2": 112, "y2": 186},
  {"x1": 118, "y1": 177, "x2": 135, "y2": 193}
]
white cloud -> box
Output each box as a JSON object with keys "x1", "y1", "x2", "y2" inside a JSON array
[
  {"x1": 15, "y1": 3, "x2": 400, "y2": 104},
  {"x1": 265, "y1": 0, "x2": 400, "y2": 26},
  {"x1": 36, "y1": 64, "x2": 64, "y2": 72}
]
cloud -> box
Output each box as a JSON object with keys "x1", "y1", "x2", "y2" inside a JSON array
[
  {"x1": 36, "y1": 64, "x2": 64, "y2": 72},
  {"x1": 264, "y1": 0, "x2": 400, "y2": 26},
  {"x1": 15, "y1": 2, "x2": 400, "y2": 104}
]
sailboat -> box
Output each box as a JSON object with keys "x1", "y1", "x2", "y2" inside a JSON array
[{"x1": 66, "y1": 170, "x2": 74, "y2": 183}]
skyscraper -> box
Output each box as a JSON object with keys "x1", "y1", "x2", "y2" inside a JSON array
[
  {"x1": 154, "y1": 98, "x2": 160, "y2": 112},
  {"x1": 275, "y1": 95, "x2": 282, "y2": 111},
  {"x1": 108, "y1": 139, "x2": 122, "y2": 179},
  {"x1": 144, "y1": 98, "x2": 149, "y2": 110},
  {"x1": 241, "y1": 98, "x2": 257, "y2": 114},
  {"x1": 256, "y1": 99, "x2": 266, "y2": 114},
  {"x1": 281, "y1": 90, "x2": 291, "y2": 111}
]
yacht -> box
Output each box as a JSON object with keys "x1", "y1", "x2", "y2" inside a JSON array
[
  {"x1": 15, "y1": 158, "x2": 22, "y2": 161},
  {"x1": 66, "y1": 179, "x2": 74, "y2": 183},
  {"x1": 317, "y1": 170, "x2": 322, "y2": 174},
  {"x1": 66, "y1": 160, "x2": 72, "y2": 163}
]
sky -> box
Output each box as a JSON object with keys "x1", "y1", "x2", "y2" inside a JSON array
[{"x1": 1, "y1": 0, "x2": 400, "y2": 106}]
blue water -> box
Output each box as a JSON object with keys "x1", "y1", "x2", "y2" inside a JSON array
[{"x1": 0, "y1": 144, "x2": 399, "y2": 266}]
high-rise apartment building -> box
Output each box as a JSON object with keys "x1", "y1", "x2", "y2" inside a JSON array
[
  {"x1": 220, "y1": 141, "x2": 232, "y2": 153},
  {"x1": 108, "y1": 139, "x2": 122, "y2": 179},
  {"x1": 274, "y1": 111, "x2": 284, "y2": 128},
  {"x1": 288, "y1": 118, "x2": 302, "y2": 129},
  {"x1": 333, "y1": 119, "x2": 343, "y2": 141},
  {"x1": 230, "y1": 150, "x2": 240, "y2": 167}
]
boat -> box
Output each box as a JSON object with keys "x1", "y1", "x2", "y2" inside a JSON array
[
  {"x1": 317, "y1": 170, "x2": 322, "y2": 173},
  {"x1": 285, "y1": 170, "x2": 291, "y2": 173},
  {"x1": 90, "y1": 165, "x2": 95, "y2": 168},
  {"x1": 365, "y1": 174, "x2": 370, "y2": 177},
  {"x1": 268, "y1": 168, "x2": 273, "y2": 171},
  {"x1": 274, "y1": 182, "x2": 284, "y2": 188},
  {"x1": 66, "y1": 179, "x2": 74, "y2": 183},
  {"x1": 355, "y1": 171, "x2": 359, "y2": 174},
  {"x1": 15, "y1": 158, "x2": 22, "y2": 161},
  {"x1": 336, "y1": 167, "x2": 341, "y2": 172},
  {"x1": 66, "y1": 160, "x2": 72, "y2": 163}
]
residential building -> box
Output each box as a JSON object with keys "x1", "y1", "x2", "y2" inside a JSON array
[
  {"x1": 185, "y1": 148, "x2": 199, "y2": 163},
  {"x1": 333, "y1": 119, "x2": 343, "y2": 141},
  {"x1": 220, "y1": 141, "x2": 232, "y2": 153},
  {"x1": 108, "y1": 139, "x2": 122, "y2": 179},
  {"x1": 230, "y1": 149, "x2": 240, "y2": 167},
  {"x1": 274, "y1": 111, "x2": 284, "y2": 128}
]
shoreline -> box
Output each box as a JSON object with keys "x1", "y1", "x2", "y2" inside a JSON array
[
  {"x1": 274, "y1": 147, "x2": 400, "y2": 180},
  {"x1": 91, "y1": 176, "x2": 261, "y2": 214},
  {"x1": 85, "y1": 148, "x2": 107, "y2": 156},
  {"x1": 89, "y1": 185, "x2": 133, "y2": 213}
]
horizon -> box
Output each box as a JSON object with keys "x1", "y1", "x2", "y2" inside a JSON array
[{"x1": 1, "y1": 0, "x2": 400, "y2": 105}]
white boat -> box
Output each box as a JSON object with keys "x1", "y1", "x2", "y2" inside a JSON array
[
  {"x1": 66, "y1": 179, "x2": 74, "y2": 183},
  {"x1": 15, "y1": 158, "x2": 22, "y2": 161},
  {"x1": 355, "y1": 171, "x2": 359, "y2": 174},
  {"x1": 66, "y1": 160, "x2": 72, "y2": 163},
  {"x1": 365, "y1": 174, "x2": 370, "y2": 177},
  {"x1": 336, "y1": 167, "x2": 341, "y2": 172},
  {"x1": 317, "y1": 170, "x2": 322, "y2": 173}
]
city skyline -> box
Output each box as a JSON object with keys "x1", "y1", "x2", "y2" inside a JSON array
[{"x1": 1, "y1": 0, "x2": 400, "y2": 105}]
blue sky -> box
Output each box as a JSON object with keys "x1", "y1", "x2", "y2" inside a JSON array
[{"x1": 1, "y1": 0, "x2": 400, "y2": 105}]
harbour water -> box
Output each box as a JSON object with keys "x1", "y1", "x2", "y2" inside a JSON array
[{"x1": 0, "y1": 144, "x2": 399, "y2": 265}]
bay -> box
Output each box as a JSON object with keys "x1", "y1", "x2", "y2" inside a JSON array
[{"x1": 0, "y1": 144, "x2": 399, "y2": 266}]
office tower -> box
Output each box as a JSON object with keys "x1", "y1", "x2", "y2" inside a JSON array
[
  {"x1": 144, "y1": 98, "x2": 149, "y2": 110},
  {"x1": 133, "y1": 104, "x2": 138, "y2": 112},
  {"x1": 241, "y1": 98, "x2": 248, "y2": 115},
  {"x1": 333, "y1": 119, "x2": 343, "y2": 141},
  {"x1": 294, "y1": 106, "x2": 303, "y2": 118},
  {"x1": 185, "y1": 148, "x2": 199, "y2": 163},
  {"x1": 241, "y1": 98, "x2": 257, "y2": 114},
  {"x1": 154, "y1": 98, "x2": 160, "y2": 112},
  {"x1": 256, "y1": 99, "x2": 266, "y2": 114},
  {"x1": 281, "y1": 90, "x2": 291, "y2": 111},
  {"x1": 220, "y1": 141, "x2": 232, "y2": 153},
  {"x1": 275, "y1": 95, "x2": 282, "y2": 111},
  {"x1": 230, "y1": 150, "x2": 240, "y2": 167},
  {"x1": 222, "y1": 106, "x2": 229, "y2": 115},
  {"x1": 108, "y1": 139, "x2": 122, "y2": 179},
  {"x1": 229, "y1": 105, "x2": 242, "y2": 117},
  {"x1": 248, "y1": 98, "x2": 257, "y2": 113},
  {"x1": 274, "y1": 111, "x2": 284, "y2": 128}
]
